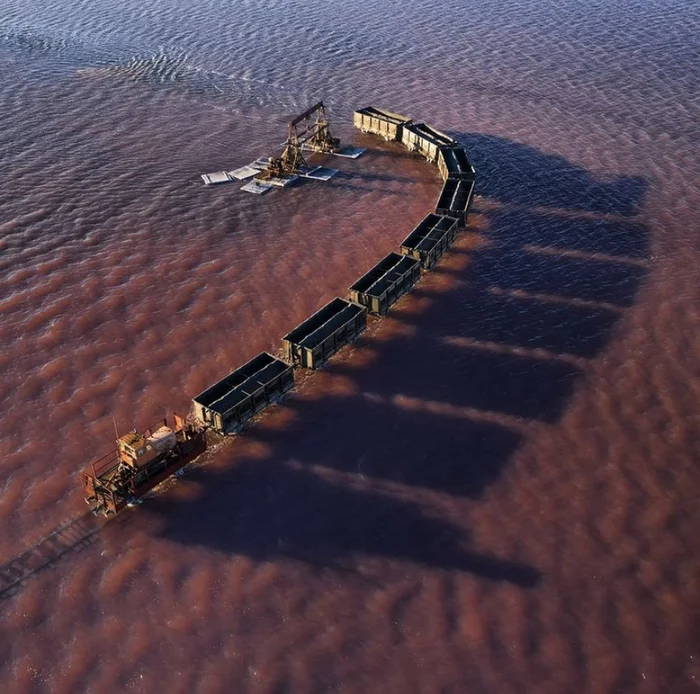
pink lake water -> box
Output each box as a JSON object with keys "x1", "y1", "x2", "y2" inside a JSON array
[{"x1": 0, "y1": 0, "x2": 699, "y2": 692}]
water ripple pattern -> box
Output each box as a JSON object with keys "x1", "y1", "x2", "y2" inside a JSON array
[{"x1": 0, "y1": 0, "x2": 699, "y2": 693}]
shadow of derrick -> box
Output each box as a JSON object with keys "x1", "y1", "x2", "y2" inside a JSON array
[{"x1": 147, "y1": 134, "x2": 650, "y2": 587}]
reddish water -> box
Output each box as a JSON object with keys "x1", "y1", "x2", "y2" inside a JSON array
[{"x1": 1, "y1": 0, "x2": 699, "y2": 692}]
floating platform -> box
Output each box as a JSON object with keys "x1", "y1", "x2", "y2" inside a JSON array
[
  {"x1": 283, "y1": 298, "x2": 367, "y2": 369},
  {"x1": 298, "y1": 144, "x2": 366, "y2": 159},
  {"x1": 261, "y1": 174, "x2": 300, "y2": 188},
  {"x1": 192, "y1": 353, "x2": 294, "y2": 435},
  {"x1": 330, "y1": 146, "x2": 365, "y2": 159},
  {"x1": 201, "y1": 171, "x2": 232, "y2": 185},
  {"x1": 228, "y1": 165, "x2": 260, "y2": 180},
  {"x1": 349, "y1": 252, "x2": 421, "y2": 316},
  {"x1": 203, "y1": 143, "x2": 349, "y2": 191},
  {"x1": 241, "y1": 180, "x2": 273, "y2": 195},
  {"x1": 298, "y1": 165, "x2": 339, "y2": 181},
  {"x1": 202, "y1": 161, "x2": 269, "y2": 185},
  {"x1": 400, "y1": 214, "x2": 459, "y2": 269},
  {"x1": 250, "y1": 157, "x2": 272, "y2": 170},
  {"x1": 201, "y1": 158, "x2": 273, "y2": 186}
]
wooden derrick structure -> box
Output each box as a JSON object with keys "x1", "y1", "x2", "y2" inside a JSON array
[
  {"x1": 258, "y1": 138, "x2": 307, "y2": 180},
  {"x1": 257, "y1": 101, "x2": 341, "y2": 180},
  {"x1": 294, "y1": 100, "x2": 341, "y2": 154}
]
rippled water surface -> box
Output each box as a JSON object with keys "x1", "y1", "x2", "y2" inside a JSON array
[{"x1": 1, "y1": 1, "x2": 699, "y2": 692}]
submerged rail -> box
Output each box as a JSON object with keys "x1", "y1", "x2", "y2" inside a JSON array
[{"x1": 0, "y1": 514, "x2": 101, "y2": 600}]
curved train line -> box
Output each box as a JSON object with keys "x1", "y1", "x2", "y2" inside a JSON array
[
  {"x1": 0, "y1": 106, "x2": 476, "y2": 599},
  {"x1": 84, "y1": 106, "x2": 477, "y2": 517}
]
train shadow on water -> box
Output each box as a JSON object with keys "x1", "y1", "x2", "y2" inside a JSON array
[
  {"x1": 154, "y1": 462, "x2": 541, "y2": 588},
  {"x1": 147, "y1": 135, "x2": 650, "y2": 587},
  {"x1": 457, "y1": 133, "x2": 648, "y2": 217},
  {"x1": 0, "y1": 135, "x2": 652, "y2": 600},
  {"x1": 485, "y1": 209, "x2": 650, "y2": 260}
]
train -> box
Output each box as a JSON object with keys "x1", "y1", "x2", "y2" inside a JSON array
[{"x1": 82, "y1": 106, "x2": 477, "y2": 517}]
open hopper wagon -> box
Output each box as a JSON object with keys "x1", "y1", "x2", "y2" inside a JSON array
[
  {"x1": 401, "y1": 123, "x2": 456, "y2": 162},
  {"x1": 283, "y1": 298, "x2": 367, "y2": 370},
  {"x1": 192, "y1": 353, "x2": 294, "y2": 435},
  {"x1": 349, "y1": 252, "x2": 421, "y2": 316},
  {"x1": 437, "y1": 146, "x2": 476, "y2": 181},
  {"x1": 435, "y1": 177, "x2": 476, "y2": 227},
  {"x1": 353, "y1": 107, "x2": 413, "y2": 142},
  {"x1": 399, "y1": 214, "x2": 459, "y2": 269}
]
